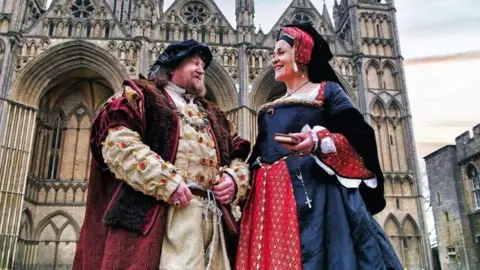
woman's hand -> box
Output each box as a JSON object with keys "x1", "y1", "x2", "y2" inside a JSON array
[{"x1": 281, "y1": 132, "x2": 314, "y2": 155}]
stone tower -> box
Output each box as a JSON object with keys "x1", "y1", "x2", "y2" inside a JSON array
[
  {"x1": 334, "y1": 0, "x2": 432, "y2": 268},
  {"x1": 0, "y1": 0, "x2": 430, "y2": 268}
]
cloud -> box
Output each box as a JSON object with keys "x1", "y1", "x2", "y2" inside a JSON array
[{"x1": 405, "y1": 50, "x2": 480, "y2": 65}]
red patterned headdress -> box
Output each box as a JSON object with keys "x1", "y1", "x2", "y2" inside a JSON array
[{"x1": 279, "y1": 26, "x2": 314, "y2": 72}]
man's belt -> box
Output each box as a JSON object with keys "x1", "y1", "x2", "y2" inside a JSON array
[{"x1": 187, "y1": 183, "x2": 239, "y2": 235}]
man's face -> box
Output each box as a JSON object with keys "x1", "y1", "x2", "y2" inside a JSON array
[{"x1": 170, "y1": 55, "x2": 206, "y2": 96}]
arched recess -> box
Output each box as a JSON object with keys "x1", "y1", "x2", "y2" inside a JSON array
[
  {"x1": 370, "y1": 99, "x2": 391, "y2": 171},
  {"x1": 402, "y1": 214, "x2": 422, "y2": 269},
  {"x1": 34, "y1": 211, "x2": 80, "y2": 269},
  {"x1": 204, "y1": 60, "x2": 237, "y2": 111},
  {"x1": 365, "y1": 60, "x2": 381, "y2": 89},
  {"x1": 250, "y1": 67, "x2": 357, "y2": 111},
  {"x1": 388, "y1": 101, "x2": 408, "y2": 172},
  {"x1": 382, "y1": 61, "x2": 397, "y2": 89},
  {"x1": 384, "y1": 213, "x2": 403, "y2": 261},
  {"x1": 16, "y1": 208, "x2": 35, "y2": 268},
  {"x1": 9, "y1": 40, "x2": 128, "y2": 107},
  {"x1": 0, "y1": 38, "x2": 5, "y2": 74},
  {"x1": 29, "y1": 67, "x2": 114, "y2": 181}
]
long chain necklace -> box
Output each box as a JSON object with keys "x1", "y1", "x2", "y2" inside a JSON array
[
  {"x1": 168, "y1": 94, "x2": 209, "y2": 131},
  {"x1": 293, "y1": 154, "x2": 312, "y2": 208},
  {"x1": 285, "y1": 80, "x2": 310, "y2": 98}
]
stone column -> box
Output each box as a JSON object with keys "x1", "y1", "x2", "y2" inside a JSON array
[
  {"x1": 388, "y1": 0, "x2": 432, "y2": 268},
  {"x1": 0, "y1": 98, "x2": 37, "y2": 268},
  {"x1": 237, "y1": 43, "x2": 249, "y2": 139}
]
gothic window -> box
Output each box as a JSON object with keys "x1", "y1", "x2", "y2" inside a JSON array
[
  {"x1": 47, "y1": 114, "x2": 63, "y2": 179},
  {"x1": 201, "y1": 28, "x2": 206, "y2": 42},
  {"x1": 467, "y1": 164, "x2": 480, "y2": 209},
  {"x1": 292, "y1": 12, "x2": 312, "y2": 24},
  {"x1": 182, "y1": 2, "x2": 209, "y2": 25},
  {"x1": 105, "y1": 24, "x2": 110, "y2": 38},
  {"x1": 165, "y1": 28, "x2": 170, "y2": 41},
  {"x1": 35, "y1": 212, "x2": 79, "y2": 269},
  {"x1": 127, "y1": 0, "x2": 133, "y2": 21},
  {"x1": 183, "y1": 28, "x2": 188, "y2": 40},
  {"x1": 85, "y1": 23, "x2": 91, "y2": 37},
  {"x1": 219, "y1": 29, "x2": 224, "y2": 44},
  {"x1": 70, "y1": 0, "x2": 95, "y2": 19},
  {"x1": 376, "y1": 24, "x2": 382, "y2": 38},
  {"x1": 67, "y1": 22, "x2": 73, "y2": 37},
  {"x1": 48, "y1": 21, "x2": 54, "y2": 37},
  {"x1": 114, "y1": 0, "x2": 133, "y2": 23}
]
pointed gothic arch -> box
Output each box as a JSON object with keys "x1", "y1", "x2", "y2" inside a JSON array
[
  {"x1": 402, "y1": 214, "x2": 420, "y2": 236},
  {"x1": 387, "y1": 98, "x2": 404, "y2": 115},
  {"x1": 16, "y1": 208, "x2": 35, "y2": 267},
  {"x1": 366, "y1": 60, "x2": 381, "y2": 89},
  {"x1": 370, "y1": 97, "x2": 388, "y2": 114},
  {"x1": 384, "y1": 213, "x2": 402, "y2": 236},
  {"x1": 402, "y1": 214, "x2": 423, "y2": 268},
  {"x1": 9, "y1": 40, "x2": 128, "y2": 107},
  {"x1": 384, "y1": 213, "x2": 403, "y2": 262},
  {"x1": 33, "y1": 211, "x2": 80, "y2": 269},
  {"x1": 34, "y1": 211, "x2": 80, "y2": 240},
  {"x1": 382, "y1": 61, "x2": 397, "y2": 89},
  {"x1": 204, "y1": 60, "x2": 237, "y2": 111},
  {"x1": 386, "y1": 100, "x2": 408, "y2": 171}
]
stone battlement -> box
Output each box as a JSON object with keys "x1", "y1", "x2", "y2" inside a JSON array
[{"x1": 455, "y1": 123, "x2": 480, "y2": 163}]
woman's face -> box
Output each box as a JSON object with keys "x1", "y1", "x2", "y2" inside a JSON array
[{"x1": 272, "y1": 40, "x2": 295, "y2": 82}]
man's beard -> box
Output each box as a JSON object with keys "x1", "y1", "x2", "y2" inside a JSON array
[{"x1": 184, "y1": 81, "x2": 206, "y2": 97}]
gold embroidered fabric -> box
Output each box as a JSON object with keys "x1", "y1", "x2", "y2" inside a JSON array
[
  {"x1": 161, "y1": 90, "x2": 230, "y2": 269},
  {"x1": 101, "y1": 126, "x2": 182, "y2": 202},
  {"x1": 174, "y1": 102, "x2": 219, "y2": 189}
]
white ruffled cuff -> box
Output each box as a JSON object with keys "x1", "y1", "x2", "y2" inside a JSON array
[{"x1": 301, "y1": 124, "x2": 337, "y2": 154}]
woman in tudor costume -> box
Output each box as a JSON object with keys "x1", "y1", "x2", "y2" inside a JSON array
[{"x1": 235, "y1": 23, "x2": 403, "y2": 269}]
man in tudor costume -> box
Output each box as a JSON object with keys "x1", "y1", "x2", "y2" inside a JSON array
[
  {"x1": 235, "y1": 23, "x2": 403, "y2": 269},
  {"x1": 73, "y1": 40, "x2": 251, "y2": 270}
]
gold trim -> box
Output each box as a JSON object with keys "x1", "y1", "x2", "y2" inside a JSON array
[{"x1": 258, "y1": 97, "x2": 323, "y2": 114}]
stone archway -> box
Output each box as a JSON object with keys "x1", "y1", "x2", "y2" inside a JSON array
[
  {"x1": 0, "y1": 40, "x2": 126, "y2": 269},
  {"x1": 204, "y1": 60, "x2": 237, "y2": 111},
  {"x1": 10, "y1": 40, "x2": 128, "y2": 107},
  {"x1": 250, "y1": 67, "x2": 358, "y2": 111}
]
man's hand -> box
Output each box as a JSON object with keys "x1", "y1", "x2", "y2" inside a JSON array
[
  {"x1": 168, "y1": 181, "x2": 193, "y2": 208},
  {"x1": 213, "y1": 173, "x2": 236, "y2": 204}
]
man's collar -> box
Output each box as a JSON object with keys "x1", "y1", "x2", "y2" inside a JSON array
[{"x1": 165, "y1": 82, "x2": 186, "y2": 95}]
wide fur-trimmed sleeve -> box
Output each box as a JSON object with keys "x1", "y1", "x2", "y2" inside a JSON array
[{"x1": 90, "y1": 86, "x2": 145, "y2": 165}]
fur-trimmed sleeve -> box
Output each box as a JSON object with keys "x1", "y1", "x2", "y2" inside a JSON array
[
  {"x1": 90, "y1": 86, "x2": 145, "y2": 165},
  {"x1": 90, "y1": 86, "x2": 181, "y2": 201}
]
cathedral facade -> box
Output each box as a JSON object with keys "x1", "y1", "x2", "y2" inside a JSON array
[{"x1": 0, "y1": 0, "x2": 431, "y2": 268}]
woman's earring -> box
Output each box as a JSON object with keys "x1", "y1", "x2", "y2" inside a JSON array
[{"x1": 301, "y1": 66, "x2": 305, "y2": 78}]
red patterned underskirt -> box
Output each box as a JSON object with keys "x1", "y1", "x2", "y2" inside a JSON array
[{"x1": 235, "y1": 159, "x2": 302, "y2": 270}]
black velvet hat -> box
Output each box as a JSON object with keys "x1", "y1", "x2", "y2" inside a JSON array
[
  {"x1": 279, "y1": 23, "x2": 341, "y2": 86},
  {"x1": 148, "y1": 39, "x2": 213, "y2": 76}
]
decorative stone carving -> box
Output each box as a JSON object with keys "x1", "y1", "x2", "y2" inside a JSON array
[
  {"x1": 292, "y1": 11, "x2": 312, "y2": 24},
  {"x1": 182, "y1": 2, "x2": 209, "y2": 25},
  {"x1": 70, "y1": 0, "x2": 95, "y2": 19}
]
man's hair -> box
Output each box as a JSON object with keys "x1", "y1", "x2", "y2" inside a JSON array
[{"x1": 149, "y1": 65, "x2": 172, "y2": 88}]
